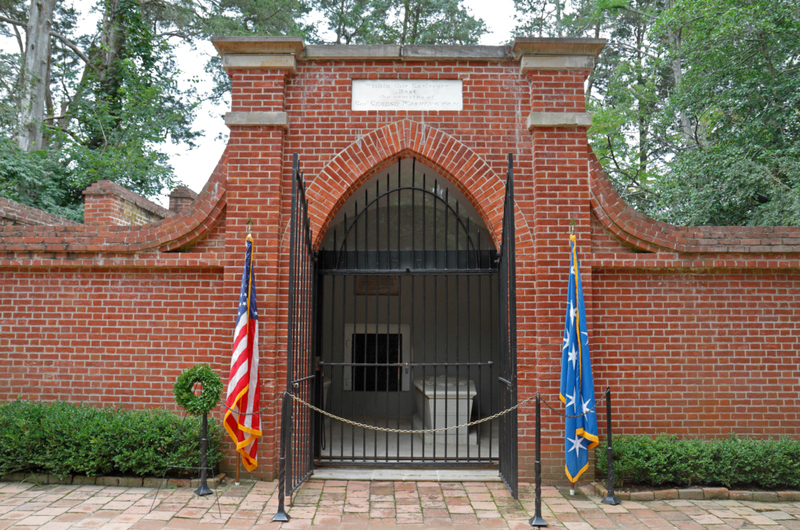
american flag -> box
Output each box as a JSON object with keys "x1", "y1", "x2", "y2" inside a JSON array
[
  {"x1": 560, "y1": 234, "x2": 599, "y2": 484},
  {"x1": 224, "y1": 235, "x2": 262, "y2": 472}
]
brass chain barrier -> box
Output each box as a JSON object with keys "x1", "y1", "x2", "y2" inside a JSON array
[
  {"x1": 287, "y1": 392, "x2": 537, "y2": 434},
  {"x1": 219, "y1": 389, "x2": 607, "y2": 424}
]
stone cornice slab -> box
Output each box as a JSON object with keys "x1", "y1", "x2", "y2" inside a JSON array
[
  {"x1": 211, "y1": 36, "x2": 304, "y2": 56},
  {"x1": 520, "y1": 55, "x2": 595, "y2": 72},
  {"x1": 527, "y1": 112, "x2": 593, "y2": 128},
  {"x1": 400, "y1": 45, "x2": 510, "y2": 60},
  {"x1": 225, "y1": 111, "x2": 289, "y2": 129},
  {"x1": 513, "y1": 37, "x2": 606, "y2": 58},
  {"x1": 212, "y1": 36, "x2": 607, "y2": 63},
  {"x1": 304, "y1": 45, "x2": 401, "y2": 60},
  {"x1": 304, "y1": 44, "x2": 511, "y2": 61},
  {"x1": 223, "y1": 54, "x2": 296, "y2": 72}
]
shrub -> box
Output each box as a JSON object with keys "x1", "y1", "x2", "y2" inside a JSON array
[
  {"x1": 0, "y1": 400, "x2": 222, "y2": 478},
  {"x1": 597, "y1": 434, "x2": 800, "y2": 489}
]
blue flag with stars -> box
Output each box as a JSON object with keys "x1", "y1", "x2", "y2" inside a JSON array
[{"x1": 560, "y1": 234, "x2": 599, "y2": 484}]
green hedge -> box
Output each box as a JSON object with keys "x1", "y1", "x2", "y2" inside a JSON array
[
  {"x1": 0, "y1": 400, "x2": 222, "y2": 478},
  {"x1": 597, "y1": 434, "x2": 800, "y2": 489}
]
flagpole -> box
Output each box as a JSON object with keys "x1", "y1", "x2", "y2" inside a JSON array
[
  {"x1": 234, "y1": 217, "x2": 253, "y2": 486},
  {"x1": 226, "y1": 225, "x2": 259, "y2": 488},
  {"x1": 561, "y1": 228, "x2": 599, "y2": 497},
  {"x1": 569, "y1": 228, "x2": 576, "y2": 498},
  {"x1": 237, "y1": 222, "x2": 250, "y2": 488},
  {"x1": 570, "y1": 229, "x2": 576, "y2": 497}
]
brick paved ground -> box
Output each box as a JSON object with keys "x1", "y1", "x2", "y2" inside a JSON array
[{"x1": 2, "y1": 479, "x2": 799, "y2": 529}]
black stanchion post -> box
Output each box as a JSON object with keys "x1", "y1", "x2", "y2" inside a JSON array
[
  {"x1": 194, "y1": 411, "x2": 213, "y2": 496},
  {"x1": 272, "y1": 393, "x2": 291, "y2": 522},
  {"x1": 529, "y1": 393, "x2": 548, "y2": 527},
  {"x1": 601, "y1": 386, "x2": 620, "y2": 505}
]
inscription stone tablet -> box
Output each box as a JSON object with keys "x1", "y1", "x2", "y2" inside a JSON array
[{"x1": 352, "y1": 79, "x2": 463, "y2": 111}]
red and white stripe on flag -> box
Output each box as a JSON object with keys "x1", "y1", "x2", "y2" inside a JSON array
[{"x1": 224, "y1": 234, "x2": 262, "y2": 471}]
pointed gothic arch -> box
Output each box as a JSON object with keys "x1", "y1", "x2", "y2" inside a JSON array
[{"x1": 304, "y1": 119, "x2": 528, "y2": 253}]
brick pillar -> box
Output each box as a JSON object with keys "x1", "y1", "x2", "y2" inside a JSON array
[
  {"x1": 83, "y1": 180, "x2": 172, "y2": 226},
  {"x1": 213, "y1": 36, "x2": 302, "y2": 479},
  {"x1": 514, "y1": 38, "x2": 605, "y2": 484},
  {"x1": 168, "y1": 186, "x2": 198, "y2": 214}
]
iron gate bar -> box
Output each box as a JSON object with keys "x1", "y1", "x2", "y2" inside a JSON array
[
  {"x1": 284, "y1": 153, "x2": 318, "y2": 498},
  {"x1": 322, "y1": 251, "x2": 497, "y2": 271},
  {"x1": 319, "y1": 268, "x2": 497, "y2": 276},
  {"x1": 333, "y1": 187, "x2": 481, "y2": 267},
  {"x1": 316, "y1": 461, "x2": 499, "y2": 467},
  {"x1": 319, "y1": 361, "x2": 493, "y2": 367},
  {"x1": 390, "y1": 171, "x2": 397, "y2": 462},
  {"x1": 497, "y1": 153, "x2": 519, "y2": 499}
]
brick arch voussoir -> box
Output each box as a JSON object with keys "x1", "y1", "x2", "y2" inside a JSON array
[{"x1": 305, "y1": 119, "x2": 519, "y2": 252}]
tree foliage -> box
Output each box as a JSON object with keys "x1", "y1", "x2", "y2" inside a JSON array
[
  {"x1": 0, "y1": 0, "x2": 485, "y2": 220},
  {"x1": 0, "y1": 0, "x2": 202, "y2": 220},
  {"x1": 653, "y1": 0, "x2": 800, "y2": 225},
  {"x1": 515, "y1": 0, "x2": 800, "y2": 226},
  {"x1": 10, "y1": 0, "x2": 795, "y2": 227},
  {"x1": 314, "y1": 0, "x2": 486, "y2": 46}
]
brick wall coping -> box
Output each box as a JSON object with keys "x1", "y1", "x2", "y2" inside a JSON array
[
  {"x1": 168, "y1": 186, "x2": 199, "y2": 200},
  {"x1": 83, "y1": 180, "x2": 173, "y2": 219},
  {"x1": 212, "y1": 36, "x2": 605, "y2": 62},
  {"x1": 588, "y1": 148, "x2": 800, "y2": 254},
  {"x1": 0, "y1": 255, "x2": 225, "y2": 269},
  {"x1": 0, "y1": 197, "x2": 79, "y2": 226},
  {"x1": 586, "y1": 255, "x2": 800, "y2": 270},
  {"x1": 0, "y1": 150, "x2": 229, "y2": 255}
]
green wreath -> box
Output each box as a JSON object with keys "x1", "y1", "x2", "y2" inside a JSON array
[{"x1": 173, "y1": 364, "x2": 223, "y2": 416}]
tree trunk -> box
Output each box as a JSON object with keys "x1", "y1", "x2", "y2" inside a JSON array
[
  {"x1": 17, "y1": 0, "x2": 57, "y2": 152},
  {"x1": 663, "y1": 0, "x2": 691, "y2": 145}
]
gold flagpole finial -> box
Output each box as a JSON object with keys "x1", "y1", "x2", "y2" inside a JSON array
[
  {"x1": 568, "y1": 219, "x2": 576, "y2": 239},
  {"x1": 246, "y1": 218, "x2": 254, "y2": 238}
]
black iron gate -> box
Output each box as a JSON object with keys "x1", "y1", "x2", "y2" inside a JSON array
[
  {"x1": 316, "y1": 157, "x2": 503, "y2": 467},
  {"x1": 498, "y1": 154, "x2": 518, "y2": 498},
  {"x1": 284, "y1": 153, "x2": 317, "y2": 496}
]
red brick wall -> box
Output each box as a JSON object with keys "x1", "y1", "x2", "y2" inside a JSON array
[
  {"x1": 591, "y1": 270, "x2": 800, "y2": 436},
  {"x1": 0, "y1": 267, "x2": 227, "y2": 403},
  {"x1": 2, "y1": 41, "x2": 800, "y2": 486}
]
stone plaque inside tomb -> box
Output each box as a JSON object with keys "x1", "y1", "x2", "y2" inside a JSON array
[{"x1": 351, "y1": 79, "x2": 463, "y2": 111}]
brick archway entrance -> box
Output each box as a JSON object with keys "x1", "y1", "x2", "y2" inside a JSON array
[
  {"x1": 314, "y1": 156, "x2": 504, "y2": 469},
  {"x1": 304, "y1": 119, "x2": 512, "y2": 252}
]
